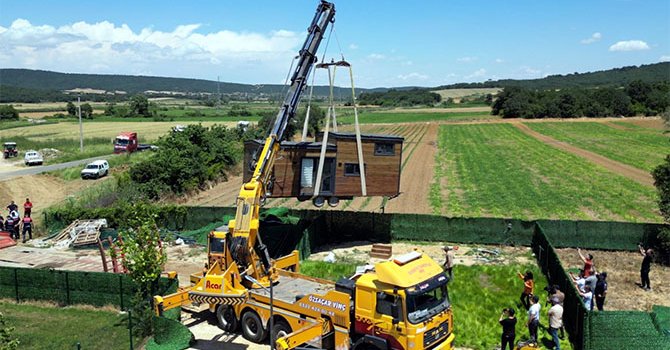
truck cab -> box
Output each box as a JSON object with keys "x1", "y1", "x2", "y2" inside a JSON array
[
  {"x1": 114, "y1": 132, "x2": 138, "y2": 153},
  {"x1": 337, "y1": 251, "x2": 454, "y2": 350}
]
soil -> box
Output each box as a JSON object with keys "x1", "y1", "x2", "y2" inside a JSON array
[
  {"x1": 619, "y1": 118, "x2": 667, "y2": 131},
  {"x1": 0, "y1": 174, "x2": 89, "y2": 232},
  {"x1": 512, "y1": 122, "x2": 654, "y2": 187},
  {"x1": 307, "y1": 241, "x2": 533, "y2": 267},
  {"x1": 385, "y1": 123, "x2": 438, "y2": 214},
  {"x1": 555, "y1": 248, "x2": 670, "y2": 312}
]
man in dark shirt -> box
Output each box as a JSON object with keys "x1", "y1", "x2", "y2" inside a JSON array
[
  {"x1": 7, "y1": 200, "x2": 18, "y2": 213},
  {"x1": 595, "y1": 272, "x2": 608, "y2": 310},
  {"x1": 638, "y1": 244, "x2": 653, "y2": 291},
  {"x1": 499, "y1": 308, "x2": 517, "y2": 350}
]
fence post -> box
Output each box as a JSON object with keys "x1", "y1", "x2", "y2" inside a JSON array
[
  {"x1": 14, "y1": 268, "x2": 19, "y2": 302},
  {"x1": 128, "y1": 309, "x2": 133, "y2": 350},
  {"x1": 65, "y1": 271, "x2": 71, "y2": 305},
  {"x1": 119, "y1": 275, "x2": 124, "y2": 310}
]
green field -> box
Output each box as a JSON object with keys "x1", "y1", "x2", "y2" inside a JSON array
[
  {"x1": 338, "y1": 111, "x2": 493, "y2": 124},
  {"x1": 524, "y1": 122, "x2": 668, "y2": 172},
  {"x1": 0, "y1": 301, "x2": 138, "y2": 350},
  {"x1": 430, "y1": 123, "x2": 660, "y2": 222},
  {"x1": 301, "y1": 259, "x2": 571, "y2": 349}
]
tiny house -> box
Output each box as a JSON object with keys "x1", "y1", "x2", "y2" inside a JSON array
[{"x1": 243, "y1": 132, "x2": 403, "y2": 205}]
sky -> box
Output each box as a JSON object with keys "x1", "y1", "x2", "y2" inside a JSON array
[{"x1": 0, "y1": 0, "x2": 669, "y2": 88}]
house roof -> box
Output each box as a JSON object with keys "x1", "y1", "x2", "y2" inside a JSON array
[
  {"x1": 245, "y1": 139, "x2": 337, "y2": 151},
  {"x1": 317, "y1": 132, "x2": 404, "y2": 143}
]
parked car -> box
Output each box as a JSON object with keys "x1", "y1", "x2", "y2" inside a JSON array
[
  {"x1": 81, "y1": 160, "x2": 110, "y2": 179},
  {"x1": 24, "y1": 150, "x2": 43, "y2": 166}
]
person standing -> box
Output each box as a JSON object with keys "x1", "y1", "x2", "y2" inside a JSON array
[
  {"x1": 499, "y1": 308, "x2": 517, "y2": 350},
  {"x1": 569, "y1": 270, "x2": 586, "y2": 292},
  {"x1": 0, "y1": 214, "x2": 4, "y2": 231},
  {"x1": 6, "y1": 200, "x2": 18, "y2": 213},
  {"x1": 595, "y1": 272, "x2": 608, "y2": 311},
  {"x1": 442, "y1": 245, "x2": 455, "y2": 281},
  {"x1": 517, "y1": 271, "x2": 534, "y2": 310},
  {"x1": 577, "y1": 248, "x2": 595, "y2": 277},
  {"x1": 576, "y1": 285, "x2": 593, "y2": 310},
  {"x1": 21, "y1": 215, "x2": 33, "y2": 243},
  {"x1": 585, "y1": 273, "x2": 598, "y2": 310},
  {"x1": 527, "y1": 295, "x2": 541, "y2": 344},
  {"x1": 548, "y1": 297, "x2": 564, "y2": 350},
  {"x1": 638, "y1": 244, "x2": 653, "y2": 291},
  {"x1": 5, "y1": 216, "x2": 16, "y2": 240},
  {"x1": 23, "y1": 198, "x2": 33, "y2": 217}
]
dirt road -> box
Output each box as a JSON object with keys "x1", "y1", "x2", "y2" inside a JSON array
[{"x1": 0, "y1": 155, "x2": 111, "y2": 181}]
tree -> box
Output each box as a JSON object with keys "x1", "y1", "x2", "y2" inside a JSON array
[
  {"x1": 128, "y1": 94, "x2": 150, "y2": 118},
  {"x1": 66, "y1": 101, "x2": 76, "y2": 116},
  {"x1": 0, "y1": 105, "x2": 19, "y2": 121},
  {"x1": 116, "y1": 207, "x2": 167, "y2": 336},
  {"x1": 653, "y1": 154, "x2": 670, "y2": 265},
  {"x1": 104, "y1": 102, "x2": 117, "y2": 116},
  {"x1": 80, "y1": 103, "x2": 94, "y2": 119}
]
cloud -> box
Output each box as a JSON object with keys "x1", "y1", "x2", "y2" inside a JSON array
[
  {"x1": 367, "y1": 53, "x2": 386, "y2": 60},
  {"x1": 580, "y1": 32, "x2": 602, "y2": 44},
  {"x1": 397, "y1": 72, "x2": 428, "y2": 81},
  {"x1": 348, "y1": 43, "x2": 358, "y2": 50},
  {"x1": 659, "y1": 55, "x2": 670, "y2": 62},
  {"x1": 465, "y1": 68, "x2": 486, "y2": 79},
  {"x1": 609, "y1": 40, "x2": 650, "y2": 51},
  {"x1": 0, "y1": 18, "x2": 303, "y2": 82},
  {"x1": 457, "y1": 56, "x2": 478, "y2": 62},
  {"x1": 495, "y1": 58, "x2": 504, "y2": 63}
]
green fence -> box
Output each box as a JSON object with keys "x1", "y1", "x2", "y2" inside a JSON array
[
  {"x1": 531, "y1": 223, "x2": 670, "y2": 350},
  {"x1": 0, "y1": 266, "x2": 178, "y2": 309},
  {"x1": 42, "y1": 206, "x2": 668, "y2": 260}
]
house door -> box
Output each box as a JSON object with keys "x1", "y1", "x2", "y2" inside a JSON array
[{"x1": 300, "y1": 157, "x2": 335, "y2": 196}]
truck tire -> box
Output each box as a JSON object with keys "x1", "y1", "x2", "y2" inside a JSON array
[
  {"x1": 241, "y1": 310, "x2": 267, "y2": 343},
  {"x1": 216, "y1": 305, "x2": 238, "y2": 332},
  {"x1": 271, "y1": 320, "x2": 292, "y2": 343}
]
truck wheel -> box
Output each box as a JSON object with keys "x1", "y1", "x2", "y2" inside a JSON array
[
  {"x1": 271, "y1": 320, "x2": 292, "y2": 343},
  {"x1": 241, "y1": 311, "x2": 267, "y2": 343},
  {"x1": 216, "y1": 305, "x2": 238, "y2": 332}
]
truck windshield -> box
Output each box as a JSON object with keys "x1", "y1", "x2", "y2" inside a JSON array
[
  {"x1": 115, "y1": 139, "x2": 129, "y2": 145},
  {"x1": 86, "y1": 164, "x2": 98, "y2": 169},
  {"x1": 406, "y1": 275, "x2": 450, "y2": 324},
  {"x1": 209, "y1": 237, "x2": 225, "y2": 253}
]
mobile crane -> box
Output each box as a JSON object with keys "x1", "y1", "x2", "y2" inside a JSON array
[{"x1": 153, "y1": 2, "x2": 455, "y2": 349}]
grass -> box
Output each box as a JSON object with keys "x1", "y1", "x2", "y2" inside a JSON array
[
  {"x1": 0, "y1": 119, "x2": 57, "y2": 130},
  {"x1": 0, "y1": 300, "x2": 139, "y2": 350},
  {"x1": 450, "y1": 264, "x2": 572, "y2": 350},
  {"x1": 524, "y1": 122, "x2": 669, "y2": 172},
  {"x1": 338, "y1": 111, "x2": 493, "y2": 124},
  {"x1": 48, "y1": 151, "x2": 154, "y2": 180},
  {"x1": 299, "y1": 259, "x2": 572, "y2": 349},
  {"x1": 430, "y1": 123, "x2": 661, "y2": 222},
  {"x1": 300, "y1": 260, "x2": 359, "y2": 281}
]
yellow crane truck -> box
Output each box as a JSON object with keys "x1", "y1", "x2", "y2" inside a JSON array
[{"x1": 153, "y1": 2, "x2": 455, "y2": 349}]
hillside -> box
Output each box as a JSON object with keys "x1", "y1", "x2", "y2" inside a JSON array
[
  {"x1": 0, "y1": 68, "x2": 360, "y2": 98},
  {"x1": 435, "y1": 62, "x2": 670, "y2": 90}
]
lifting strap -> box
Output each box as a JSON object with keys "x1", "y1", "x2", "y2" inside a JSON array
[{"x1": 347, "y1": 64, "x2": 366, "y2": 196}]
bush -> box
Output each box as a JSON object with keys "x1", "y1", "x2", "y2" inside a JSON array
[{"x1": 129, "y1": 124, "x2": 242, "y2": 199}]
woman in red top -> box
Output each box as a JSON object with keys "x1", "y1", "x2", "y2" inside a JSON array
[
  {"x1": 578, "y1": 248, "x2": 594, "y2": 277},
  {"x1": 517, "y1": 270, "x2": 534, "y2": 310}
]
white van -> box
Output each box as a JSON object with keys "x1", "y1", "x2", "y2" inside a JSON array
[
  {"x1": 81, "y1": 160, "x2": 110, "y2": 179},
  {"x1": 24, "y1": 150, "x2": 44, "y2": 166}
]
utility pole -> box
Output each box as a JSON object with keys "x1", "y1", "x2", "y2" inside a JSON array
[{"x1": 78, "y1": 96, "x2": 83, "y2": 152}]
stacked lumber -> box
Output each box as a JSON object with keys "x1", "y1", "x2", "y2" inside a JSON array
[{"x1": 50, "y1": 219, "x2": 108, "y2": 248}]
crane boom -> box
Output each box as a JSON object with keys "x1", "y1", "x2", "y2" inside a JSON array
[{"x1": 227, "y1": 1, "x2": 335, "y2": 288}]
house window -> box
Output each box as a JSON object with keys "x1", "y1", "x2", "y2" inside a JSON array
[
  {"x1": 344, "y1": 163, "x2": 361, "y2": 176},
  {"x1": 375, "y1": 143, "x2": 395, "y2": 156}
]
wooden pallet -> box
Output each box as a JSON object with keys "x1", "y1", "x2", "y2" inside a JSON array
[{"x1": 370, "y1": 243, "x2": 392, "y2": 259}]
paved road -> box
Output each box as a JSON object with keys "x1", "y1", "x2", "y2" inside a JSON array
[{"x1": 0, "y1": 155, "x2": 110, "y2": 181}]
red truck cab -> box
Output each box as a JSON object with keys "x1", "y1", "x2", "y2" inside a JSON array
[{"x1": 114, "y1": 132, "x2": 138, "y2": 153}]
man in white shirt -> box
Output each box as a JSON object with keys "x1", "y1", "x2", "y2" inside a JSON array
[
  {"x1": 527, "y1": 295, "x2": 541, "y2": 344},
  {"x1": 548, "y1": 297, "x2": 564, "y2": 350}
]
